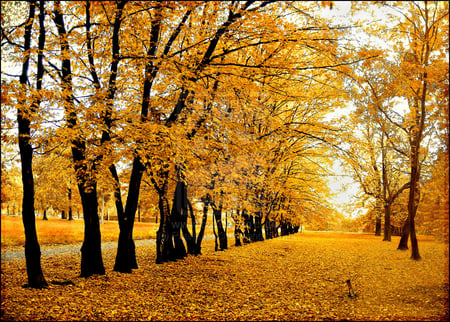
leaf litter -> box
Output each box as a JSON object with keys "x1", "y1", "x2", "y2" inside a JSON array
[{"x1": 1, "y1": 233, "x2": 448, "y2": 321}]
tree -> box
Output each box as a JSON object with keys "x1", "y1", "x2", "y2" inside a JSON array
[
  {"x1": 13, "y1": 0, "x2": 48, "y2": 288},
  {"x1": 52, "y1": 0, "x2": 106, "y2": 276},
  {"x1": 382, "y1": 1, "x2": 448, "y2": 259},
  {"x1": 340, "y1": 68, "x2": 411, "y2": 242},
  {"x1": 344, "y1": 1, "x2": 448, "y2": 258}
]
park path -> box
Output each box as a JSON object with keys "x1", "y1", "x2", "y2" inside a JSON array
[
  {"x1": 1, "y1": 239, "x2": 156, "y2": 262},
  {"x1": 1, "y1": 234, "x2": 231, "y2": 262}
]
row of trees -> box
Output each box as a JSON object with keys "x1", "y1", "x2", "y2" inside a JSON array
[
  {"x1": 336, "y1": 2, "x2": 448, "y2": 252},
  {"x1": 1, "y1": 1, "x2": 447, "y2": 289},
  {"x1": 2, "y1": 1, "x2": 349, "y2": 288}
]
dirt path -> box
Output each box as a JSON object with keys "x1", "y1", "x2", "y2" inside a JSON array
[
  {"x1": 0, "y1": 239, "x2": 157, "y2": 262},
  {"x1": 1, "y1": 234, "x2": 232, "y2": 262}
]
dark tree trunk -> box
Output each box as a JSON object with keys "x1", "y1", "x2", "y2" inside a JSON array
[
  {"x1": 280, "y1": 221, "x2": 287, "y2": 236},
  {"x1": 109, "y1": 164, "x2": 126, "y2": 272},
  {"x1": 181, "y1": 199, "x2": 197, "y2": 254},
  {"x1": 254, "y1": 213, "x2": 264, "y2": 242},
  {"x1": 264, "y1": 219, "x2": 274, "y2": 239},
  {"x1": 156, "y1": 183, "x2": 174, "y2": 263},
  {"x1": 398, "y1": 218, "x2": 410, "y2": 250},
  {"x1": 18, "y1": 0, "x2": 48, "y2": 289},
  {"x1": 68, "y1": 188, "x2": 73, "y2": 220},
  {"x1": 171, "y1": 180, "x2": 187, "y2": 259},
  {"x1": 114, "y1": 228, "x2": 131, "y2": 272},
  {"x1": 280, "y1": 220, "x2": 293, "y2": 236},
  {"x1": 114, "y1": 158, "x2": 143, "y2": 272},
  {"x1": 234, "y1": 224, "x2": 242, "y2": 246},
  {"x1": 213, "y1": 210, "x2": 218, "y2": 251},
  {"x1": 375, "y1": 214, "x2": 382, "y2": 236},
  {"x1": 391, "y1": 225, "x2": 402, "y2": 236},
  {"x1": 43, "y1": 209, "x2": 48, "y2": 221},
  {"x1": 242, "y1": 211, "x2": 253, "y2": 243},
  {"x1": 383, "y1": 203, "x2": 391, "y2": 241},
  {"x1": 79, "y1": 183, "x2": 105, "y2": 277},
  {"x1": 19, "y1": 112, "x2": 48, "y2": 288},
  {"x1": 234, "y1": 210, "x2": 243, "y2": 246},
  {"x1": 61, "y1": 210, "x2": 66, "y2": 220},
  {"x1": 408, "y1": 173, "x2": 421, "y2": 260},
  {"x1": 213, "y1": 206, "x2": 228, "y2": 250}
]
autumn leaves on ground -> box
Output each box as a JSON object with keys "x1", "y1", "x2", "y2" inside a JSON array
[{"x1": 1, "y1": 216, "x2": 448, "y2": 321}]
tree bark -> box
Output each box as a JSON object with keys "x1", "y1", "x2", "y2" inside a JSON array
[
  {"x1": 375, "y1": 214, "x2": 382, "y2": 236},
  {"x1": 382, "y1": 203, "x2": 391, "y2": 241},
  {"x1": 18, "y1": 0, "x2": 48, "y2": 289},
  {"x1": 234, "y1": 224, "x2": 242, "y2": 246},
  {"x1": 398, "y1": 218, "x2": 410, "y2": 250},
  {"x1": 171, "y1": 180, "x2": 187, "y2": 259},
  {"x1": 68, "y1": 188, "x2": 73, "y2": 221},
  {"x1": 181, "y1": 199, "x2": 197, "y2": 254},
  {"x1": 115, "y1": 157, "x2": 144, "y2": 271},
  {"x1": 212, "y1": 204, "x2": 228, "y2": 250},
  {"x1": 79, "y1": 184, "x2": 105, "y2": 277},
  {"x1": 408, "y1": 164, "x2": 421, "y2": 260},
  {"x1": 254, "y1": 213, "x2": 264, "y2": 242},
  {"x1": 155, "y1": 169, "x2": 174, "y2": 264}
]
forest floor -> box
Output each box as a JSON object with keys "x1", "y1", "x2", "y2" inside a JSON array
[{"x1": 1, "y1": 229, "x2": 449, "y2": 321}]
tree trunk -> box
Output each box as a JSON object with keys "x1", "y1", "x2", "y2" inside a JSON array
[
  {"x1": 181, "y1": 199, "x2": 197, "y2": 254},
  {"x1": 43, "y1": 209, "x2": 48, "y2": 221},
  {"x1": 375, "y1": 214, "x2": 382, "y2": 236},
  {"x1": 408, "y1": 164, "x2": 421, "y2": 260},
  {"x1": 171, "y1": 180, "x2": 187, "y2": 259},
  {"x1": 156, "y1": 191, "x2": 173, "y2": 263},
  {"x1": 254, "y1": 213, "x2": 264, "y2": 242},
  {"x1": 18, "y1": 0, "x2": 48, "y2": 289},
  {"x1": 68, "y1": 188, "x2": 73, "y2": 220},
  {"x1": 114, "y1": 228, "x2": 131, "y2": 273},
  {"x1": 397, "y1": 218, "x2": 410, "y2": 250},
  {"x1": 234, "y1": 224, "x2": 242, "y2": 246},
  {"x1": 265, "y1": 219, "x2": 275, "y2": 239},
  {"x1": 234, "y1": 210, "x2": 243, "y2": 246},
  {"x1": 242, "y1": 211, "x2": 253, "y2": 243},
  {"x1": 19, "y1": 110, "x2": 48, "y2": 288},
  {"x1": 213, "y1": 206, "x2": 228, "y2": 250},
  {"x1": 213, "y1": 210, "x2": 218, "y2": 251},
  {"x1": 114, "y1": 157, "x2": 143, "y2": 272},
  {"x1": 383, "y1": 203, "x2": 391, "y2": 241},
  {"x1": 79, "y1": 182, "x2": 105, "y2": 277}
]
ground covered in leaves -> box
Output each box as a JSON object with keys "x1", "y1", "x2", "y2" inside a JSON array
[{"x1": 1, "y1": 232, "x2": 448, "y2": 321}]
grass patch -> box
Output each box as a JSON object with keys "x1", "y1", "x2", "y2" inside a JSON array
[{"x1": 1, "y1": 215, "x2": 157, "y2": 249}]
